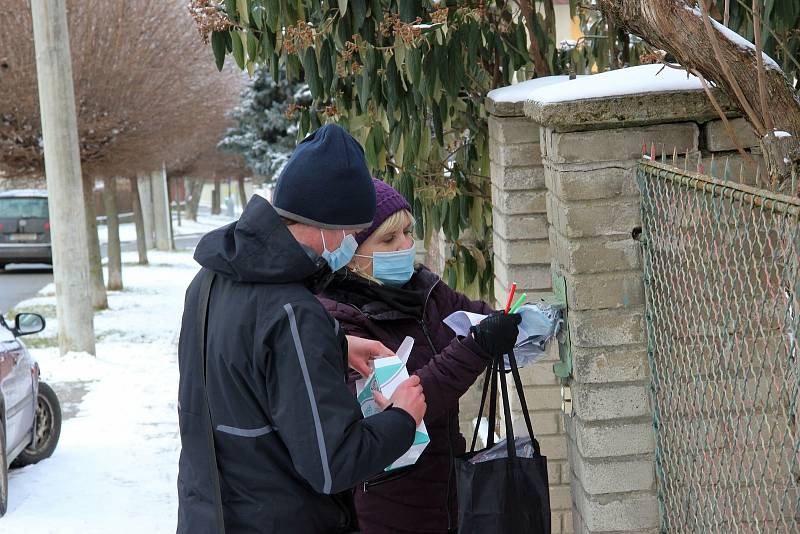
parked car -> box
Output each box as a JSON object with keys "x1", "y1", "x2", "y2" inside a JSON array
[
  {"x1": 0, "y1": 312, "x2": 61, "y2": 516},
  {"x1": 0, "y1": 190, "x2": 52, "y2": 270}
]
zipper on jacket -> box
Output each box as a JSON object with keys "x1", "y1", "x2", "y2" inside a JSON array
[
  {"x1": 362, "y1": 465, "x2": 415, "y2": 493},
  {"x1": 418, "y1": 319, "x2": 437, "y2": 356}
]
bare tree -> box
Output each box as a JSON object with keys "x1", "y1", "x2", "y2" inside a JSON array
[
  {"x1": 2, "y1": 0, "x2": 242, "y2": 302},
  {"x1": 183, "y1": 153, "x2": 250, "y2": 210},
  {"x1": 600, "y1": 0, "x2": 800, "y2": 188},
  {"x1": 1, "y1": 0, "x2": 243, "y2": 180},
  {"x1": 168, "y1": 131, "x2": 248, "y2": 221}
]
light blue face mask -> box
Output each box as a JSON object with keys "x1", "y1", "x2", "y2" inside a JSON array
[
  {"x1": 363, "y1": 240, "x2": 416, "y2": 287},
  {"x1": 320, "y1": 230, "x2": 358, "y2": 272}
]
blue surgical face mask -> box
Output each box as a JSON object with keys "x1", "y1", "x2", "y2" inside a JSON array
[
  {"x1": 320, "y1": 230, "x2": 358, "y2": 272},
  {"x1": 360, "y1": 240, "x2": 416, "y2": 287}
]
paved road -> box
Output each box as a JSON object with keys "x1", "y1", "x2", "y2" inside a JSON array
[
  {"x1": 0, "y1": 266, "x2": 52, "y2": 313},
  {"x1": 0, "y1": 234, "x2": 202, "y2": 312}
]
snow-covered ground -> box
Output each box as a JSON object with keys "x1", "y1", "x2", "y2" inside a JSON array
[
  {"x1": 96, "y1": 209, "x2": 237, "y2": 245},
  {"x1": 4, "y1": 250, "x2": 201, "y2": 533}
]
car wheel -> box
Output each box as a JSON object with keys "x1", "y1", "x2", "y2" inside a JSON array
[
  {"x1": 0, "y1": 422, "x2": 8, "y2": 517},
  {"x1": 12, "y1": 382, "x2": 61, "y2": 467}
]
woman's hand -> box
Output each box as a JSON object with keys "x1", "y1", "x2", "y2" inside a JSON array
[
  {"x1": 470, "y1": 311, "x2": 522, "y2": 357},
  {"x1": 346, "y1": 335, "x2": 394, "y2": 377}
]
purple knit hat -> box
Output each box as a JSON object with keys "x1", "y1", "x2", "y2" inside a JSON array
[{"x1": 355, "y1": 179, "x2": 412, "y2": 244}]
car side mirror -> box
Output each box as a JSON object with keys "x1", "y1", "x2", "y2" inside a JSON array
[{"x1": 14, "y1": 313, "x2": 46, "y2": 337}]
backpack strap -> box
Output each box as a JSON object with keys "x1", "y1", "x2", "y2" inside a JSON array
[{"x1": 197, "y1": 270, "x2": 225, "y2": 533}]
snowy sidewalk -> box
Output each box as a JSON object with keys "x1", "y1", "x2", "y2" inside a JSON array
[
  {"x1": 4, "y1": 251, "x2": 200, "y2": 533},
  {"x1": 96, "y1": 210, "x2": 237, "y2": 245}
]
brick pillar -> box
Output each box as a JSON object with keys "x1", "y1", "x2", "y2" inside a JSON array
[
  {"x1": 533, "y1": 106, "x2": 699, "y2": 532},
  {"x1": 485, "y1": 97, "x2": 572, "y2": 532}
]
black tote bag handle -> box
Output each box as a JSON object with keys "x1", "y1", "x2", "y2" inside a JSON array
[
  {"x1": 498, "y1": 357, "x2": 517, "y2": 459},
  {"x1": 469, "y1": 364, "x2": 492, "y2": 452},
  {"x1": 507, "y1": 350, "x2": 541, "y2": 457},
  {"x1": 469, "y1": 350, "x2": 541, "y2": 457}
]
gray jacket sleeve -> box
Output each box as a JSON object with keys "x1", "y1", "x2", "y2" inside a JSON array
[{"x1": 265, "y1": 298, "x2": 416, "y2": 495}]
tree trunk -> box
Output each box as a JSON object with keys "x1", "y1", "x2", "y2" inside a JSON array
[
  {"x1": 515, "y1": 0, "x2": 551, "y2": 77},
  {"x1": 237, "y1": 176, "x2": 248, "y2": 211},
  {"x1": 608, "y1": 18, "x2": 619, "y2": 69},
  {"x1": 212, "y1": 178, "x2": 221, "y2": 215},
  {"x1": 129, "y1": 176, "x2": 148, "y2": 265},
  {"x1": 137, "y1": 173, "x2": 155, "y2": 249},
  {"x1": 186, "y1": 178, "x2": 204, "y2": 221},
  {"x1": 102, "y1": 176, "x2": 123, "y2": 290},
  {"x1": 30, "y1": 0, "x2": 95, "y2": 355},
  {"x1": 600, "y1": 0, "x2": 800, "y2": 187},
  {"x1": 176, "y1": 177, "x2": 183, "y2": 227},
  {"x1": 167, "y1": 177, "x2": 176, "y2": 251},
  {"x1": 620, "y1": 30, "x2": 631, "y2": 66},
  {"x1": 151, "y1": 167, "x2": 171, "y2": 251},
  {"x1": 83, "y1": 174, "x2": 108, "y2": 310}
]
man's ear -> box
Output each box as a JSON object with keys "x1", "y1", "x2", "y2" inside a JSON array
[{"x1": 286, "y1": 223, "x2": 322, "y2": 255}]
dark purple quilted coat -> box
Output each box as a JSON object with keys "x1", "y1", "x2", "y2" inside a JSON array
[{"x1": 318, "y1": 266, "x2": 494, "y2": 534}]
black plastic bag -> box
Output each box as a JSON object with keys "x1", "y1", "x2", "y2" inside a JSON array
[{"x1": 455, "y1": 351, "x2": 551, "y2": 534}]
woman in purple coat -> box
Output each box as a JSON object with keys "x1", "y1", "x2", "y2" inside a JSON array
[{"x1": 318, "y1": 179, "x2": 521, "y2": 534}]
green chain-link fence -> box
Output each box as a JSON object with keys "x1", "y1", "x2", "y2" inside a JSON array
[{"x1": 637, "y1": 161, "x2": 800, "y2": 533}]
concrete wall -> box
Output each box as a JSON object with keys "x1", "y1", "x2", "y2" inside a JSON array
[
  {"x1": 529, "y1": 90, "x2": 726, "y2": 534},
  {"x1": 540, "y1": 121, "x2": 692, "y2": 534},
  {"x1": 487, "y1": 79, "x2": 763, "y2": 533}
]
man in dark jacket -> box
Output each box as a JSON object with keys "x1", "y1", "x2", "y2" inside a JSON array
[{"x1": 177, "y1": 124, "x2": 426, "y2": 533}]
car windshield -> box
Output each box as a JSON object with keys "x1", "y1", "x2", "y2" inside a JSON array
[{"x1": 0, "y1": 197, "x2": 49, "y2": 219}]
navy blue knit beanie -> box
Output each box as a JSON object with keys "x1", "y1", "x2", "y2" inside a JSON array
[{"x1": 272, "y1": 124, "x2": 376, "y2": 229}]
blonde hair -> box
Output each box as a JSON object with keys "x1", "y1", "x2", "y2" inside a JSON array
[{"x1": 348, "y1": 209, "x2": 416, "y2": 285}]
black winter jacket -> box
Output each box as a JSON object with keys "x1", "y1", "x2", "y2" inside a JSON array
[{"x1": 176, "y1": 196, "x2": 416, "y2": 533}]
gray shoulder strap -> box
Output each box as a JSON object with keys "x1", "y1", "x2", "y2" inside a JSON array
[{"x1": 197, "y1": 270, "x2": 225, "y2": 533}]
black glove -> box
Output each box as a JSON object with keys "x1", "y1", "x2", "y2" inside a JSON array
[{"x1": 470, "y1": 311, "x2": 522, "y2": 358}]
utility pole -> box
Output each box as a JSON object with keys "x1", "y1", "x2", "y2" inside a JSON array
[{"x1": 30, "y1": 0, "x2": 95, "y2": 355}]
